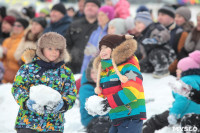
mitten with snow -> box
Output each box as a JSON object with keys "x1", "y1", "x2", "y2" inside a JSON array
[
  {"x1": 167, "y1": 114, "x2": 177, "y2": 125},
  {"x1": 26, "y1": 99, "x2": 37, "y2": 113},
  {"x1": 142, "y1": 38, "x2": 158, "y2": 45},
  {"x1": 85, "y1": 95, "x2": 111, "y2": 116},
  {"x1": 169, "y1": 80, "x2": 192, "y2": 97}
]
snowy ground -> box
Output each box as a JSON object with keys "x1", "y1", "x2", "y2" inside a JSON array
[{"x1": 0, "y1": 73, "x2": 183, "y2": 133}]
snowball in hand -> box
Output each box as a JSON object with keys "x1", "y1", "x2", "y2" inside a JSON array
[
  {"x1": 85, "y1": 95, "x2": 110, "y2": 116},
  {"x1": 29, "y1": 85, "x2": 62, "y2": 114}
]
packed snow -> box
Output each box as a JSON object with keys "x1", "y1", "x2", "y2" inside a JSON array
[
  {"x1": 30, "y1": 85, "x2": 62, "y2": 114},
  {"x1": 85, "y1": 95, "x2": 111, "y2": 116},
  {"x1": 0, "y1": 73, "x2": 184, "y2": 133}
]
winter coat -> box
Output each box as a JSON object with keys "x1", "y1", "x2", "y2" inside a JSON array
[
  {"x1": 184, "y1": 32, "x2": 200, "y2": 53},
  {"x1": 11, "y1": 57, "x2": 77, "y2": 132},
  {"x1": 114, "y1": 0, "x2": 130, "y2": 19},
  {"x1": 14, "y1": 29, "x2": 43, "y2": 62},
  {"x1": 1, "y1": 31, "x2": 24, "y2": 83},
  {"x1": 169, "y1": 22, "x2": 195, "y2": 74},
  {"x1": 93, "y1": 38, "x2": 146, "y2": 124},
  {"x1": 43, "y1": 15, "x2": 72, "y2": 37},
  {"x1": 65, "y1": 17, "x2": 98, "y2": 74},
  {"x1": 166, "y1": 22, "x2": 183, "y2": 55},
  {"x1": 182, "y1": 69, "x2": 200, "y2": 104},
  {"x1": 169, "y1": 69, "x2": 200, "y2": 119},
  {"x1": 81, "y1": 25, "x2": 108, "y2": 73},
  {"x1": 137, "y1": 22, "x2": 171, "y2": 55},
  {"x1": 79, "y1": 71, "x2": 96, "y2": 127}
]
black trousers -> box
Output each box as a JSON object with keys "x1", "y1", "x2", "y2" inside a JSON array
[{"x1": 17, "y1": 128, "x2": 62, "y2": 133}]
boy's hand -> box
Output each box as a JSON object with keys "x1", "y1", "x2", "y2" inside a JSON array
[
  {"x1": 26, "y1": 99, "x2": 37, "y2": 113},
  {"x1": 46, "y1": 100, "x2": 64, "y2": 114}
]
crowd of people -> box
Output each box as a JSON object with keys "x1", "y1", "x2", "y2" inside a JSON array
[{"x1": 0, "y1": 0, "x2": 200, "y2": 132}]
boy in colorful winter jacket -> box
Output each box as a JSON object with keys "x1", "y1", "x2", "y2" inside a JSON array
[
  {"x1": 11, "y1": 32, "x2": 77, "y2": 133},
  {"x1": 85, "y1": 34, "x2": 146, "y2": 133}
]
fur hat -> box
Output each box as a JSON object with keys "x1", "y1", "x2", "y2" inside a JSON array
[
  {"x1": 32, "y1": 17, "x2": 47, "y2": 28},
  {"x1": 158, "y1": 5, "x2": 175, "y2": 18},
  {"x1": 99, "y1": 6, "x2": 114, "y2": 21},
  {"x1": 85, "y1": 0, "x2": 101, "y2": 7},
  {"x1": 51, "y1": 3, "x2": 66, "y2": 15},
  {"x1": 36, "y1": 32, "x2": 70, "y2": 63},
  {"x1": 177, "y1": 50, "x2": 200, "y2": 72},
  {"x1": 175, "y1": 6, "x2": 191, "y2": 21},
  {"x1": 3, "y1": 16, "x2": 16, "y2": 26},
  {"x1": 16, "y1": 18, "x2": 29, "y2": 29}
]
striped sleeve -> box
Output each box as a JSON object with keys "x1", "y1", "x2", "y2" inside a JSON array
[{"x1": 107, "y1": 64, "x2": 144, "y2": 109}]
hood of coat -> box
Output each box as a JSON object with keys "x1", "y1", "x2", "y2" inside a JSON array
[{"x1": 93, "y1": 37, "x2": 137, "y2": 69}]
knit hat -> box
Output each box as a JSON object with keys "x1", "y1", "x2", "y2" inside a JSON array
[
  {"x1": 32, "y1": 17, "x2": 47, "y2": 28},
  {"x1": 40, "y1": 7, "x2": 50, "y2": 16},
  {"x1": 135, "y1": 11, "x2": 153, "y2": 27},
  {"x1": 175, "y1": 6, "x2": 191, "y2": 21},
  {"x1": 158, "y1": 5, "x2": 175, "y2": 18},
  {"x1": 177, "y1": 50, "x2": 200, "y2": 72},
  {"x1": 16, "y1": 18, "x2": 29, "y2": 29},
  {"x1": 85, "y1": 0, "x2": 101, "y2": 7},
  {"x1": 99, "y1": 34, "x2": 126, "y2": 50},
  {"x1": 3, "y1": 16, "x2": 16, "y2": 26},
  {"x1": 21, "y1": 7, "x2": 35, "y2": 19},
  {"x1": 99, "y1": 5, "x2": 114, "y2": 21},
  {"x1": 51, "y1": 3, "x2": 66, "y2": 15},
  {"x1": 136, "y1": 5, "x2": 149, "y2": 13},
  {"x1": 36, "y1": 32, "x2": 70, "y2": 63}
]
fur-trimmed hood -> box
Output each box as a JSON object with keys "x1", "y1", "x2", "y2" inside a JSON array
[{"x1": 93, "y1": 35, "x2": 137, "y2": 69}]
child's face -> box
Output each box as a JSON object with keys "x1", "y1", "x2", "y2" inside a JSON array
[
  {"x1": 135, "y1": 21, "x2": 146, "y2": 33},
  {"x1": 43, "y1": 47, "x2": 60, "y2": 62},
  {"x1": 90, "y1": 68, "x2": 97, "y2": 83},
  {"x1": 108, "y1": 25, "x2": 115, "y2": 34},
  {"x1": 176, "y1": 68, "x2": 182, "y2": 79},
  {"x1": 100, "y1": 45, "x2": 112, "y2": 59}
]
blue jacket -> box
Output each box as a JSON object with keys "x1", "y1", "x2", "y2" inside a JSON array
[
  {"x1": 79, "y1": 71, "x2": 96, "y2": 127},
  {"x1": 169, "y1": 74, "x2": 200, "y2": 119},
  {"x1": 43, "y1": 15, "x2": 72, "y2": 36},
  {"x1": 81, "y1": 25, "x2": 108, "y2": 74}
]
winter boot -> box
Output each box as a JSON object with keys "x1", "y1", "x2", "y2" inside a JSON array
[
  {"x1": 142, "y1": 110, "x2": 169, "y2": 133},
  {"x1": 181, "y1": 114, "x2": 200, "y2": 133},
  {"x1": 152, "y1": 69, "x2": 170, "y2": 79}
]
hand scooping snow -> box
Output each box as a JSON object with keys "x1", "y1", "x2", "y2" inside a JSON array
[
  {"x1": 85, "y1": 95, "x2": 111, "y2": 116},
  {"x1": 29, "y1": 85, "x2": 62, "y2": 114}
]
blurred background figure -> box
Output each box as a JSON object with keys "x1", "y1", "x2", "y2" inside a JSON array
[
  {"x1": 43, "y1": 3, "x2": 71, "y2": 36},
  {"x1": 104, "y1": 0, "x2": 130, "y2": 19},
  {"x1": 0, "y1": 18, "x2": 29, "y2": 83},
  {"x1": 67, "y1": 7, "x2": 75, "y2": 18},
  {"x1": 0, "y1": 16, "x2": 16, "y2": 44},
  {"x1": 81, "y1": 5, "x2": 114, "y2": 73},
  {"x1": 15, "y1": 17, "x2": 47, "y2": 64},
  {"x1": 73, "y1": 0, "x2": 85, "y2": 20}
]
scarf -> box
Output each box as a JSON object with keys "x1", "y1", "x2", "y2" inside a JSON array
[{"x1": 36, "y1": 60, "x2": 64, "y2": 76}]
